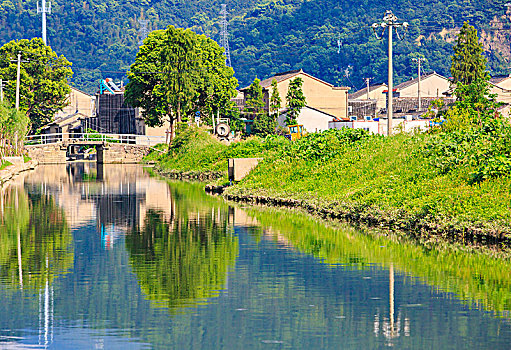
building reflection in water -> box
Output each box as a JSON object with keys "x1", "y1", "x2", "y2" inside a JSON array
[{"x1": 23, "y1": 163, "x2": 175, "y2": 250}]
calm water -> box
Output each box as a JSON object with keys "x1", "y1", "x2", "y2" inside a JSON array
[{"x1": 0, "y1": 163, "x2": 510, "y2": 349}]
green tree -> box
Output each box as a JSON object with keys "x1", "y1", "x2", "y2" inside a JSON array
[
  {"x1": 269, "y1": 78, "x2": 281, "y2": 116},
  {"x1": 125, "y1": 26, "x2": 237, "y2": 142},
  {"x1": 451, "y1": 22, "x2": 488, "y2": 86},
  {"x1": 0, "y1": 38, "x2": 72, "y2": 130},
  {"x1": 243, "y1": 78, "x2": 265, "y2": 119},
  {"x1": 252, "y1": 111, "x2": 276, "y2": 136},
  {"x1": 0, "y1": 101, "x2": 29, "y2": 157},
  {"x1": 285, "y1": 77, "x2": 306, "y2": 126}
]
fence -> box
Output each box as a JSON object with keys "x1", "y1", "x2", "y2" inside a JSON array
[{"x1": 25, "y1": 133, "x2": 166, "y2": 147}]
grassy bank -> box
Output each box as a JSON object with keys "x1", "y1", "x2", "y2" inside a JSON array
[{"x1": 145, "y1": 119, "x2": 511, "y2": 242}]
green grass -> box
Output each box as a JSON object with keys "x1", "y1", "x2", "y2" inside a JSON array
[
  {"x1": 227, "y1": 132, "x2": 511, "y2": 231},
  {"x1": 23, "y1": 155, "x2": 31, "y2": 163},
  {"x1": 144, "y1": 126, "x2": 282, "y2": 175},
  {"x1": 150, "y1": 125, "x2": 511, "y2": 235}
]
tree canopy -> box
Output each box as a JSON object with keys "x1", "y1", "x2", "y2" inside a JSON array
[
  {"x1": 451, "y1": 21, "x2": 488, "y2": 86},
  {"x1": 285, "y1": 77, "x2": 306, "y2": 125},
  {"x1": 0, "y1": 0, "x2": 509, "y2": 93},
  {"x1": 269, "y1": 79, "x2": 282, "y2": 116},
  {"x1": 0, "y1": 38, "x2": 73, "y2": 131},
  {"x1": 125, "y1": 26, "x2": 238, "y2": 138}
]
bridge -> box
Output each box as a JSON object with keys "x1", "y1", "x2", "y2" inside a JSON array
[{"x1": 25, "y1": 132, "x2": 166, "y2": 164}]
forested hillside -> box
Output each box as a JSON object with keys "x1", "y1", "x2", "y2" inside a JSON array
[{"x1": 1, "y1": 0, "x2": 510, "y2": 93}]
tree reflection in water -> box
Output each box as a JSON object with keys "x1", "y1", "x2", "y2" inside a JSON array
[
  {"x1": 0, "y1": 186, "x2": 73, "y2": 291},
  {"x1": 126, "y1": 182, "x2": 238, "y2": 313}
]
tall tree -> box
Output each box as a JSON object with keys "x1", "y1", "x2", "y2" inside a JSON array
[
  {"x1": 451, "y1": 22, "x2": 488, "y2": 86},
  {"x1": 285, "y1": 77, "x2": 306, "y2": 126},
  {"x1": 269, "y1": 78, "x2": 281, "y2": 116},
  {"x1": 243, "y1": 78, "x2": 265, "y2": 119},
  {"x1": 0, "y1": 38, "x2": 73, "y2": 131},
  {"x1": 125, "y1": 26, "x2": 238, "y2": 142}
]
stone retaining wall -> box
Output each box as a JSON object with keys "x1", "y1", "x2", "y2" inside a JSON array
[
  {"x1": 26, "y1": 143, "x2": 150, "y2": 164},
  {"x1": 100, "y1": 144, "x2": 150, "y2": 164},
  {"x1": 0, "y1": 160, "x2": 38, "y2": 185},
  {"x1": 26, "y1": 144, "x2": 67, "y2": 164}
]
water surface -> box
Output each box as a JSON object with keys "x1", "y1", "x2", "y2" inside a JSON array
[{"x1": 0, "y1": 163, "x2": 510, "y2": 349}]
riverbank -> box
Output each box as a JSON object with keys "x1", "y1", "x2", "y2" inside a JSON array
[
  {"x1": 0, "y1": 158, "x2": 38, "y2": 186},
  {"x1": 145, "y1": 123, "x2": 511, "y2": 245}
]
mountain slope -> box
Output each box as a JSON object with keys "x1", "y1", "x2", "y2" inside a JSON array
[{"x1": 0, "y1": 0, "x2": 509, "y2": 93}]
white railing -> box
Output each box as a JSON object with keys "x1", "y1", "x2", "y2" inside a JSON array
[{"x1": 25, "y1": 133, "x2": 166, "y2": 147}]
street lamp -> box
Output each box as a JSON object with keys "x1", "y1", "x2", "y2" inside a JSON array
[{"x1": 372, "y1": 10, "x2": 408, "y2": 136}]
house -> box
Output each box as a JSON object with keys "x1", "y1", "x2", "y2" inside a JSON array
[
  {"x1": 489, "y1": 76, "x2": 511, "y2": 106},
  {"x1": 277, "y1": 106, "x2": 336, "y2": 132},
  {"x1": 54, "y1": 86, "x2": 95, "y2": 121},
  {"x1": 94, "y1": 79, "x2": 144, "y2": 135},
  {"x1": 349, "y1": 83, "x2": 388, "y2": 110},
  {"x1": 394, "y1": 72, "x2": 451, "y2": 98},
  {"x1": 41, "y1": 86, "x2": 95, "y2": 137},
  {"x1": 240, "y1": 69, "x2": 350, "y2": 121},
  {"x1": 490, "y1": 75, "x2": 511, "y2": 90}
]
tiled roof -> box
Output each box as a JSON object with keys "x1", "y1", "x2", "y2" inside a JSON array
[
  {"x1": 242, "y1": 69, "x2": 346, "y2": 90},
  {"x1": 394, "y1": 72, "x2": 448, "y2": 91},
  {"x1": 259, "y1": 69, "x2": 303, "y2": 89},
  {"x1": 490, "y1": 75, "x2": 511, "y2": 85}
]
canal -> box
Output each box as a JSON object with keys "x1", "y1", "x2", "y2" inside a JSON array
[{"x1": 0, "y1": 163, "x2": 510, "y2": 349}]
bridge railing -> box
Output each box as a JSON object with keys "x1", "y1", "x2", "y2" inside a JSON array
[{"x1": 25, "y1": 133, "x2": 166, "y2": 146}]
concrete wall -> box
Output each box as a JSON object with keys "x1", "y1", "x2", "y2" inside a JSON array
[
  {"x1": 329, "y1": 120, "x2": 379, "y2": 134},
  {"x1": 26, "y1": 144, "x2": 67, "y2": 164},
  {"x1": 99, "y1": 144, "x2": 149, "y2": 164},
  {"x1": 228, "y1": 158, "x2": 262, "y2": 182},
  {"x1": 268, "y1": 72, "x2": 350, "y2": 120},
  {"x1": 278, "y1": 107, "x2": 334, "y2": 132},
  {"x1": 329, "y1": 118, "x2": 430, "y2": 135}
]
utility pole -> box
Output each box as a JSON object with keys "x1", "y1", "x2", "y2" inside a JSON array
[
  {"x1": 0, "y1": 79, "x2": 3, "y2": 102},
  {"x1": 372, "y1": 11, "x2": 408, "y2": 136},
  {"x1": 219, "y1": 4, "x2": 232, "y2": 67},
  {"x1": 37, "y1": 0, "x2": 51, "y2": 46},
  {"x1": 12, "y1": 53, "x2": 28, "y2": 111},
  {"x1": 412, "y1": 57, "x2": 425, "y2": 111},
  {"x1": 364, "y1": 77, "x2": 372, "y2": 100},
  {"x1": 15, "y1": 53, "x2": 21, "y2": 110}
]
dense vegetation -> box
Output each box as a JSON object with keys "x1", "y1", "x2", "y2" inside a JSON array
[
  {"x1": 146, "y1": 88, "x2": 511, "y2": 239},
  {"x1": 1, "y1": 0, "x2": 510, "y2": 93}
]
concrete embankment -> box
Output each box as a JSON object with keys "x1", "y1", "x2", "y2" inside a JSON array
[{"x1": 0, "y1": 160, "x2": 38, "y2": 186}]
